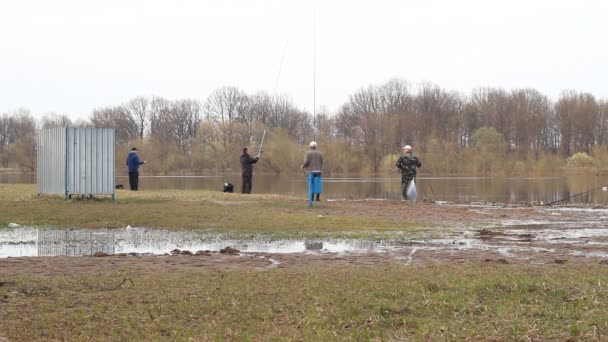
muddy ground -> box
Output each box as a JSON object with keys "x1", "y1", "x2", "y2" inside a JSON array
[{"x1": 2, "y1": 201, "x2": 607, "y2": 276}]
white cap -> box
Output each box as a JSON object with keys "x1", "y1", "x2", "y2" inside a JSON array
[
  {"x1": 309, "y1": 141, "x2": 317, "y2": 148},
  {"x1": 402, "y1": 145, "x2": 412, "y2": 151}
]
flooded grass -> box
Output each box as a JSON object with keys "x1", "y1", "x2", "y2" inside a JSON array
[{"x1": 1, "y1": 264, "x2": 607, "y2": 341}]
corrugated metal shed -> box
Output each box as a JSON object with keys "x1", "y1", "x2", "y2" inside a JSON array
[
  {"x1": 37, "y1": 127, "x2": 67, "y2": 195},
  {"x1": 37, "y1": 127, "x2": 115, "y2": 199}
]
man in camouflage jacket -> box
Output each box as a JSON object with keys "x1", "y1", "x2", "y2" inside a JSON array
[{"x1": 395, "y1": 145, "x2": 421, "y2": 200}]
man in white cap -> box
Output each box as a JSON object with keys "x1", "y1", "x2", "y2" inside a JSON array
[
  {"x1": 302, "y1": 141, "x2": 323, "y2": 205},
  {"x1": 396, "y1": 145, "x2": 421, "y2": 200}
]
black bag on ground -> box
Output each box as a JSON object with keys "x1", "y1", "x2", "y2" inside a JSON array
[{"x1": 223, "y1": 183, "x2": 234, "y2": 193}]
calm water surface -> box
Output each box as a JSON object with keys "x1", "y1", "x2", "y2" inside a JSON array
[
  {"x1": 119, "y1": 174, "x2": 608, "y2": 204},
  {"x1": 2, "y1": 172, "x2": 608, "y2": 204}
]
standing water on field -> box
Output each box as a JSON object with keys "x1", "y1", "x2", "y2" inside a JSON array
[{"x1": 1, "y1": 206, "x2": 607, "y2": 260}]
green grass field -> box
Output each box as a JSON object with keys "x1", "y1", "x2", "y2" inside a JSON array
[
  {"x1": 0, "y1": 184, "x2": 423, "y2": 238},
  {"x1": 2, "y1": 265, "x2": 607, "y2": 341}
]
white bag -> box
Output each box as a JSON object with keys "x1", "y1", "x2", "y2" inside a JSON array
[{"x1": 406, "y1": 180, "x2": 417, "y2": 202}]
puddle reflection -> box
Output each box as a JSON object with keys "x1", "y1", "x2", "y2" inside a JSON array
[
  {"x1": 1, "y1": 207, "x2": 607, "y2": 259},
  {"x1": 0, "y1": 227, "x2": 412, "y2": 258}
]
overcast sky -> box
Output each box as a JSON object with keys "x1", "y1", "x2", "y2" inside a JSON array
[{"x1": 1, "y1": 0, "x2": 607, "y2": 120}]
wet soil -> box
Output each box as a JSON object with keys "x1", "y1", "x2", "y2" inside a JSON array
[{"x1": 1, "y1": 201, "x2": 607, "y2": 276}]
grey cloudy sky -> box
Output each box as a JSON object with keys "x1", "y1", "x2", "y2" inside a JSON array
[{"x1": 1, "y1": 0, "x2": 607, "y2": 120}]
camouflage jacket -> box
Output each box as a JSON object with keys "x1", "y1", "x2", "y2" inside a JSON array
[{"x1": 396, "y1": 152, "x2": 421, "y2": 178}]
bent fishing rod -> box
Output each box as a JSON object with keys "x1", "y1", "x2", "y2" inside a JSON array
[{"x1": 544, "y1": 184, "x2": 608, "y2": 206}]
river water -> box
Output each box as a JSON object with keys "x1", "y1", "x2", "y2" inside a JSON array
[{"x1": 2, "y1": 173, "x2": 608, "y2": 204}]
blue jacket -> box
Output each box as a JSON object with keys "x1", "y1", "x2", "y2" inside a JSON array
[{"x1": 126, "y1": 152, "x2": 144, "y2": 172}]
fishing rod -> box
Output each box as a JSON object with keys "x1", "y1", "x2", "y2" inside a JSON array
[
  {"x1": 144, "y1": 154, "x2": 165, "y2": 163},
  {"x1": 257, "y1": 130, "x2": 266, "y2": 156},
  {"x1": 544, "y1": 184, "x2": 608, "y2": 206}
]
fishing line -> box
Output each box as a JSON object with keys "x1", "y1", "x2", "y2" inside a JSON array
[
  {"x1": 544, "y1": 184, "x2": 608, "y2": 206},
  {"x1": 273, "y1": 40, "x2": 288, "y2": 93}
]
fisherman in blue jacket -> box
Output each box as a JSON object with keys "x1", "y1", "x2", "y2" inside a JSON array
[{"x1": 126, "y1": 147, "x2": 145, "y2": 191}]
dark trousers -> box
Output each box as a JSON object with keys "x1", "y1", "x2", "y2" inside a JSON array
[
  {"x1": 129, "y1": 171, "x2": 139, "y2": 191},
  {"x1": 401, "y1": 175, "x2": 413, "y2": 199},
  {"x1": 242, "y1": 174, "x2": 252, "y2": 194}
]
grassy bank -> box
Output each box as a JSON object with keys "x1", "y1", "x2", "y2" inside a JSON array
[
  {"x1": 2, "y1": 183, "x2": 607, "y2": 341},
  {"x1": 0, "y1": 184, "x2": 422, "y2": 237},
  {"x1": 1, "y1": 264, "x2": 607, "y2": 341}
]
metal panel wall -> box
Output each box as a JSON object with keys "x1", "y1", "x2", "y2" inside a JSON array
[
  {"x1": 37, "y1": 127, "x2": 115, "y2": 197},
  {"x1": 36, "y1": 128, "x2": 67, "y2": 195},
  {"x1": 66, "y1": 128, "x2": 115, "y2": 195}
]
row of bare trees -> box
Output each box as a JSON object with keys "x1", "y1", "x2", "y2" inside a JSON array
[
  {"x1": 0, "y1": 109, "x2": 37, "y2": 169},
  {"x1": 2, "y1": 79, "x2": 607, "y2": 175},
  {"x1": 333, "y1": 80, "x2": 608, "y2": 173}
]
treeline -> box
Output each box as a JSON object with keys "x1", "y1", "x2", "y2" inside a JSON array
[{"x1": 1, "y1": 79, "x2": 608, "y2": 176}]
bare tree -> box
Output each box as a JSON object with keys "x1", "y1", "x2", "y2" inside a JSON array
[
  {"x1": 249, "y1": 91, "x2": 274, "y2": 125},
  {"x1": 0, "y1": 112, "x2": 16, "y2": 167},
  {"x1": 168, "y1": 99, "x2": 202, "y2": 155},
  {"x1": 412, "y1": 83, "x2": 455, "y2": 150},
  {"x1": 510, "y1": 89, "x2": 552, "y2": 157},
  {"x1": 5, "y1": 109, "x2": 37, "y2": 171},
  {"x1": 204, "y1": 86, "x2": 249, "y2": 124},
  {"x1": 336, "y1": 83, "x2": 397, "y2": 172},
  {"x1": 41, "y1": 113, "x2": 73, "y2": 128},
  {"x1": 556, "y1": 91, "x2": 599, "y2": 155},
  {"x1": 90, "y1": 105, "x2": 138, "y2": 146},
  {"x1": 597, "y1": 100, "x2": 608, "y2": 146},
  {"x1": 149, "y1": 97, "x2": 172, "y2": 138},
  {"x1": 126, "y1": 96, "x2": 151, "y2": 140},
  {"x1": 469, "y1": 87, "x2": 514, "y2": 147},
  {"x1": 378, "y1": 78, "x2": 412, "y2": 115},
  {"x1": 204, "y1": 87, "x2": 250, "y2": 153}
]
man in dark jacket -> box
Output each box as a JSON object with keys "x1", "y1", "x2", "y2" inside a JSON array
[
  {"x1": 240, "y1": 147, "x2": 260, "y2": 194},
  {"x1": 126, "y1": 147, "x2": 145, "y2": 191},
  {"x1": 396, "y1": 145, "x2": 421, "y2": 200}
]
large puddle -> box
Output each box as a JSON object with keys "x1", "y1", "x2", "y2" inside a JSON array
[
  {"x1": 0, "y1": 227, "x2": 417, "y2": 258},
  {"x1": 2, "y1": 207, "x2": 607, "y2": 261}
]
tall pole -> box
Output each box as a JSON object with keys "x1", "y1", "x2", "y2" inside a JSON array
[{"x1": 313, "y1": 8, "x2": 317, "y2": 141}]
